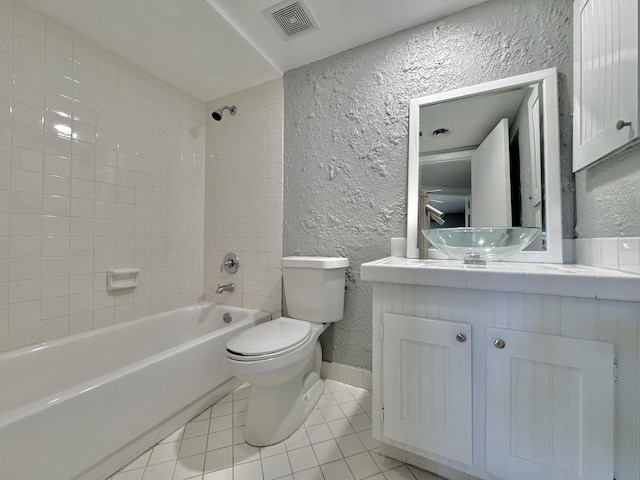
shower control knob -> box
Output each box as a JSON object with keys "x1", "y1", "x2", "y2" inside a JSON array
[
  {"x1": 221, "y1": 252, "x2": 240, "y2": 274},
  {"x1": 494, "y1": 339, "x2": 506, "y2": 349},
  {"x1": 456, "y1": 333, "x2": 467, "y2": 343}
]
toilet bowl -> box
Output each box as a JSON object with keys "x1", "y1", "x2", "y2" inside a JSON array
[{"x1": 224, "y1": 256, "x2": 348, "y2": 446}]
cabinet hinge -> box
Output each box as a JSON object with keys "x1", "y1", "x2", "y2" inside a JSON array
[
  {"x1": 381, "y1": 404, "x2": 384, "y2": 422},
  {"x1": 614, "y1": 357, "x2": 619, "y2": 383},
  {"x1": 381, "y1": 320, "x2": 384, "y2": 340}
]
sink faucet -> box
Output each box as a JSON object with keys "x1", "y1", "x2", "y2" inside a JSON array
[
  {"x1": 419, "y1": 190, "x2": 445, "y2": 259},
  {"x1": 426, "y1": 203, "x2": 445, "y2": 226},
  {"x1": 215, "y1": 283, "x2": 235, "y2": 294}
]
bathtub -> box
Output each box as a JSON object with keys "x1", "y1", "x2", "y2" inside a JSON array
[{"x1": 0, "y1": 302, "x2": 270, "y2": 480}]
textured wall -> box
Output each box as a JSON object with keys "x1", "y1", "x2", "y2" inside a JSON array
[
  {"x1": 575, "y1": 142, "x2": 640, "y2": 237},
  {"x1": 283, "y1": 0, "x2": 573, "y2": 369}
]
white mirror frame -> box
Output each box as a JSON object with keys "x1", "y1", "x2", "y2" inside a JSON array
[{"x1": 406, "y1": 68, "x2": 563, "y2": 263}]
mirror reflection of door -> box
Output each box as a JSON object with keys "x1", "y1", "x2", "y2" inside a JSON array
[
  {"x1": 471, "y1": 118, "x2": 511, "y2": 227},
  {"x1": 525, "y1": 86, "x2": 544, "y2": 249}
]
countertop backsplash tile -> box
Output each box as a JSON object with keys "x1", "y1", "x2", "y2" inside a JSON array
[{"x1": 576, "y1": 237, "x2": 640, "y2": 275}]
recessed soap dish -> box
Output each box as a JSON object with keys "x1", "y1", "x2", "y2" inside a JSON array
[{"x1": 107, "y1": 268, "x2": 140, "y2": 290}]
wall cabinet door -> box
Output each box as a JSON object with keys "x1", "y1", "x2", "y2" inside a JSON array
[
  {"x1": 486, "y1": 327, "x2": 614, "y2": 480},
  {"x1": 573, "y1": 0, "x2": 639, "y2": 171},
  {"x1": 381, "y1": 313, "x2": 472, "y2": 466}
]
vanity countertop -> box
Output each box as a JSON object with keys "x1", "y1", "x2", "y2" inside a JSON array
[{"x1": 361, "y1": 257, "x2": 640, "y2": 302}]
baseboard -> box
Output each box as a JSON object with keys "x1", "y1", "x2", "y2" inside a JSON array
[{"x1": 320, "y1": 361, "x2": 372, "y2": 391}]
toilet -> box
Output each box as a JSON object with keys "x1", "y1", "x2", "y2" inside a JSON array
[{"x1": 224, "y1": 256, "x2": 349, "y2": 446}]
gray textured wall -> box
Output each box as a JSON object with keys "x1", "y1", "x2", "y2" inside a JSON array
[
  {"x1": 575, "y1": 143, "x2": 640, "y2": 237},
  {"x1": 283, "y1": 0, "x2": 573, "y2": 370}
]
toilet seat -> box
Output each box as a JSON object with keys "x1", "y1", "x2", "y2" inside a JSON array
[{"x1": 226, "y1": 318, "x2": 312, "y2": 361}]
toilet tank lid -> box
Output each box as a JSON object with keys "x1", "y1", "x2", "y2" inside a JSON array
[{"x1": 282, "y1": 256, "x2": 349, "y2": 269}]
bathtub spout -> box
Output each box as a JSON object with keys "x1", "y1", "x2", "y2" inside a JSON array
[{"x1": 215, "y1": 283, "x2": 235, "y2": 294}]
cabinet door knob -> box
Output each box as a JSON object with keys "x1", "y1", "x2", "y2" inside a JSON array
[
  {"x1": 494, "y1": 339, "x2": 506, "y2": 349},
  {"x1": 616, "y1": 120, "x2": 632, "y2": 130},
  {"x1": 456, "y1": 333, "x2": 467, "y2": 343}
]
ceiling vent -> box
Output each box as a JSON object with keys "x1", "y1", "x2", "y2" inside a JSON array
[{"x1": 265, "y1": 0, "x2": 318, "y2": 41}]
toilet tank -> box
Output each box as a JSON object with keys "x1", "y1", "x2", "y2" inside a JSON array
[{"x1": 282, "y1": 256, "x2": 349, "y2": 323}]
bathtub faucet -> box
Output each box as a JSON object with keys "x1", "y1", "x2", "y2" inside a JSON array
[{"x1": 215, "y1": 283, "x2": 235, "y2": 294}]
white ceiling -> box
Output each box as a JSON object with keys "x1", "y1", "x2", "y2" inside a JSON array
[{"x1": 22, "y1": 0, "x2": 488, "y2": 103}]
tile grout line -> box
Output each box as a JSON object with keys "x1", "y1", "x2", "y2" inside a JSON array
[{"x1": 110, "y1": 380, "x2": 441, "y2": 480}]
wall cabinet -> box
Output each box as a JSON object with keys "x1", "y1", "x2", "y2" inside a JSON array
[
  {"x1": 573, "y1": 0, "x2": 639, "y2": 171},
  {"x1": 372, "y1": 283, "x2": 617, "y2": 480}
]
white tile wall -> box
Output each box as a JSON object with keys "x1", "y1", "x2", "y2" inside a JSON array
[
  {"x1": 204, "y1": 80, "x2": 283, "y2": 316},
  {"x1": 0, "y1": 0, "x2": 205, "y2": 352},
  {"x1": 576, "y1": 236, "x2": 640, "y2": 274}
]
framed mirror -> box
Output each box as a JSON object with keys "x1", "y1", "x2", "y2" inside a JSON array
[{"x1": 406, "y1": 68, "x2": 563, "y2": 263}]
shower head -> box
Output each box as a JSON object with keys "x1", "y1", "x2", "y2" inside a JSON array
[{"x1": 212, "y1": 105, "x2": 237, "y2": 121}]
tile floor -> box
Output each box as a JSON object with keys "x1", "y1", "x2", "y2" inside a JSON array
[{"x1": 107, "y1": 380, "x2": 441, "y2": 480}]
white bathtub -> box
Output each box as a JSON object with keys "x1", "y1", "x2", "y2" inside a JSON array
[{"x1": 0, "y1": 302, "x2": 270, "y2": 480}]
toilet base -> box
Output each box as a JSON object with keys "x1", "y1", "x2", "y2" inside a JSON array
[{"x1": 243, "y1": 344, "x2": 324, "y2": 446}]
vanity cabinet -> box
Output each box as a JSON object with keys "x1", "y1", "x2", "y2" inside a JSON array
[
  {"x1": 375, "y1": 309, "x2": 613, "y2": 480},
  {"x1": 362, "y1": 259, "x2": 640, "y2": 480},
  {"x1": 381, "y1": 313, "x2": 472, "y2": 465}
]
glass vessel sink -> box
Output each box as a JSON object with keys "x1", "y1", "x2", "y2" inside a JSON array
[{"x1": 421, "y1": 227, "x2": 541, "y2": 264}]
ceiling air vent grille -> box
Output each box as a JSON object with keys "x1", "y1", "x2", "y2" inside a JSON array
[{"x1": 265, "y1": 1, "x2": 318, "y2": 40}]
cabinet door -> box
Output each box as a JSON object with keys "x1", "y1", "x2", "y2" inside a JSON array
[
  {"x1": 573, "y1": 0, "x2": 639, "y2": 171},
  {"x1": 382, "y1": 313, "x2": 472, "y2": 465},
  {"x1": 486, "y1": 327, "x2": 614, "y2": 480}
]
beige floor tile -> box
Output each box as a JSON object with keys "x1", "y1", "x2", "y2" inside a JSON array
[
  {"x1": 148, "y1": 442, "x2": 180, "y2": 466},
  {"x1": 232, "y1": 460, "x2": 263, "y2": 480},
  {"x1": 383, "y1": 465, "x2": 418, "y2": 480},
  {"x1": 233, "y1": 442, "x2": 261, "y2": 464},
  {"x1": 260, "y1": 442, "x2": 287, "y2": 459},
  {"x1": 293, "y1": 466, "x2": 324, "y2": 480},
  {"x1": 261, "y1": 452, "x2": 292, "y2": 480},
  {"x1": 172, "y1": 454, "x2": 205, "y2": 480},
  {"x1": 321, "y1": 459, "x2": 356, "y2": 480},
  {"x1": 207, "y1": 429, "x2": 233, "y2": 451},
  {"x1": 345, "y1": 452, "x2": 380, "y2": 480},
  {"x1": 305, "y1": 423, "x2": 332, "y2": 444},
  {"x1": 110, "y1": 381, "x2": 451, "y2": 480},
  {"x1": 336, "y1": 433, "x2": 366, "y2": 457},
  {"x1": 288, "y1": 445, "x2": 318, "y2": 473},
  {"x1": 178, "y1": 435, "x2": 207, "y2": 458},
  {"x1": 312, "y1": 438, "x2": 344, "y2": 465},
  {"x1": 203, "y1": 446, "x2": 233, "y2": 473},
  {"x1": 111, "y1": 468, "x2": 145, "y2": 480},
  {"x1": 142, "y1": 461, "x2": 175, "y2": 480}
]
